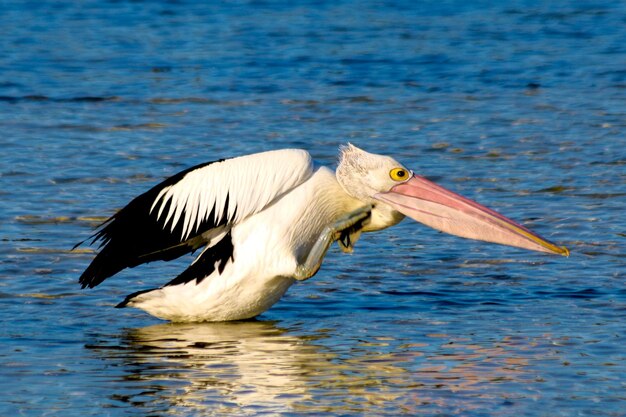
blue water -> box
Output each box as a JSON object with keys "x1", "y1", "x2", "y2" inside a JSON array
[{"x1": 1, "y1": 1, "x2": 625, "y2": 416}]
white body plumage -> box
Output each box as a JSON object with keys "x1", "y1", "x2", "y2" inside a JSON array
[{"x1": 136, "y1": 166, "x2": 362, "y2": 321}]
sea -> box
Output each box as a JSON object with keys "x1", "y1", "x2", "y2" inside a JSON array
[{"x1": 0, "y1": 1, "x2": 624, "y2": 416}]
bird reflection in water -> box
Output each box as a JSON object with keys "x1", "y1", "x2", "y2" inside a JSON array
[{"x1": 86, "y1": 321, "x2": 544, "y2": 415}]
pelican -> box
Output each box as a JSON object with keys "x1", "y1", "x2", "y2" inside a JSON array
[{"x1": 77, "y1": 144, "x2": 568, "y2": 322}]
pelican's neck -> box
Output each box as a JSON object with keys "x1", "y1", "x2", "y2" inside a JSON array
[{"x1": 313, "y1": 167, "x2": 364, "y2": 217}]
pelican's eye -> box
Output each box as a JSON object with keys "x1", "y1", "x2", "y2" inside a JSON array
[{"x1": 389, "y1": 168, "x2": 409, "y2": 181}]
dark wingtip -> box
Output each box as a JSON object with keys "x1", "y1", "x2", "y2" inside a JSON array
[
  {"x1": 77, "y1": 244, "x2": 129, "y2": 289},
  {"x1": 78, "y1": 269, "x2": 93, "y2": 289},
  {"x1": 75, "y1": 230, "x2": 110, "y2": 288},
  {"x1": 78, "y1": 278, "x2": 94, "y2": 289},
  {"x1": 78, "y1": 262, "x2": 103, "y2": 289}
]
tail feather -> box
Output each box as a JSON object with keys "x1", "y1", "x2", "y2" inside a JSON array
[{"x1": 115, "y1": 288, "x2": 157, "y2": 308}]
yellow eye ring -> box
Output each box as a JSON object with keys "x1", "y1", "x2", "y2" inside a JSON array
[{"x1": 389, "y1": 168, "x2": 409, "y2": 181}]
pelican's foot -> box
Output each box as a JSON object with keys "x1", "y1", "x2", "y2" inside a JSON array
[{"x1": 294, "y1": 205, "x2": 372, "y2": 281}]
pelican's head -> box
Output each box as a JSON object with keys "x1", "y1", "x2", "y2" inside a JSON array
[{"x1": 337, "y1": 143, "x2": 569, "y2": 256}]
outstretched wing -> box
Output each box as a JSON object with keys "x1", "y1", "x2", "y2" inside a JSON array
[{"x1": 77, "y1": 149, "x2": 313, "y2": 288}]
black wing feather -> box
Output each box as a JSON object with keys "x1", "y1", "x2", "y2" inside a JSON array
[
  {"x1": 77, "y1": 159, "x2": 227, "y2": 289},
  {"x1": 165, "y1": 231, "x2": 234, "y2": 287},
  {"x1": 114, "y1": 232, "x2": 235, "y2": 308}
]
